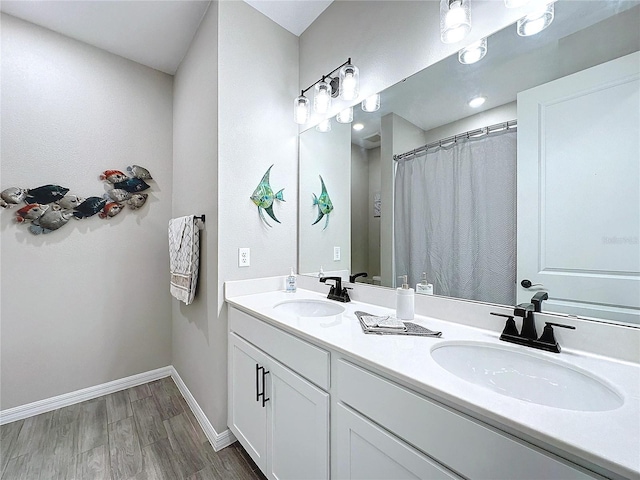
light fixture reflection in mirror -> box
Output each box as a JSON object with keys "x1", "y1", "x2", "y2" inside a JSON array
[
  {"x1": 468, "y1": 95, "x2": 486, "y2": 108},
  {"x1": 353, "y1": 123, "x2": 364, "y2": 131},
  {"x1": 458, "y1": 38, "x2": 487, "y2": 64},
  {"x1": 440, "y1": 0, "x2": 472, "y2": 44},
  {"x1": 362, "y1": 93, "x2": 381, "y2": 112},
  {"x1": 316, "y1": 119, "x2": 332, "y2": 133},
  {"x1": 517, "y1": 2, "x2": 554, "y2": 36},
  {"x1": 336, "y1": 107, "x2": 354, "y2": 124}
]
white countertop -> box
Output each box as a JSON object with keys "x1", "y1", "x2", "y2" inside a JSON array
[{"x1": 226, "y1": 287, "x2": 640, "y2": 479}]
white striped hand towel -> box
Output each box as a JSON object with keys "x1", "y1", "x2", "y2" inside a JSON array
[{"x1": 168, "y1": 215, "x2": 200, "y2": 305}]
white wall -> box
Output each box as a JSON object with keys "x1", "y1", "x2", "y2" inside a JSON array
[
  {"x1": 0, "y1": 14, "x2": 174, "y2": 409},
  {"x1": 171, "y1": 2, "x2": 222, "y2": 432},
  {"x1": 299, "y1": 122, "x2": 351, "y2": 275},
  {"x1": 367, "y1": 147, "x2": 381, "y2": 279}
]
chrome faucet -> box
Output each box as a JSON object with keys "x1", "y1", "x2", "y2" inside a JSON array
[
  {"x1": 491, "y1": 292, "x2": 576, "y2": 353},
  {"x1": 319, "y1": 276, "x2": 351, "y2": 303}
]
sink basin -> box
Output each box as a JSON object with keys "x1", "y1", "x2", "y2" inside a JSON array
[
  {"x1": 273, "y1": 299, "x2": 345, "y2": 317},
  {"x1": 431, "y1": 342, "x2": 623, "y2": 411}
]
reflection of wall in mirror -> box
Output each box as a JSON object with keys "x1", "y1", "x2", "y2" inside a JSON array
[{"x1": 299, "y1": 122, "x2": 351, "y2": 276}]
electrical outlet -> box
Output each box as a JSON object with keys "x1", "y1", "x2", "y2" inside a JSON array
[
  {"x1": 333, "y1": 246, "x2": 341, "y2": 261},
  {"x1": 238, "y1": 248, "x2": 250, "y2": 267}
]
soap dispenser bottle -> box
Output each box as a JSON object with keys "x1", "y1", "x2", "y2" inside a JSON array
[
  {"x1": 286, "y1": 267, "x2": 297, "y2": 293},
  {"x1": 396, "y1": 275, "x2": 415, "y2": 320},
  {"x1": 416, "y1": 272, "x2": 434, "y2": 295}
]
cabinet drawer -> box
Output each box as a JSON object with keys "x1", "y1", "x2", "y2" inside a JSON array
[
  {"x1": 337, "y1": 359, "x2": 600, "y2": 480},
  {"x1": 336, "y1": 402, "x2": 462, "y2": 480},
  {"x1": 229, "y1": 307, "x2": 330, "y2": 390}
]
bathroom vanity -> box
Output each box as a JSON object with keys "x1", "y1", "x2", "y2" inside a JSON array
[{"x1": 226, "y1": 277, "x2": 640, "y2": 480}]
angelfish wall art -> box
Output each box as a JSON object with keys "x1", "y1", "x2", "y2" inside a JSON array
[
  {"x1": 250, "y1": 165, "x2": 285, "y2": 228},
  {"x1": 1, "y1": 164, "x2": 154, "y2": 236},
  {"x1": 312, "y1": 175, "x2": 333, "y2": 231}
]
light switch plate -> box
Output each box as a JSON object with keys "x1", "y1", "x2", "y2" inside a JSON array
[
  {"x1": 333, "y1": 246, "x2": 341, "y2": 261},
  {"x1": 239, "y1": 248, "x2": 250, "y2": 267}
]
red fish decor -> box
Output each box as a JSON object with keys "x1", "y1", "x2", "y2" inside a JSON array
[{"x1": 1, "y1": 165, "x2": 154, "y2": 235}]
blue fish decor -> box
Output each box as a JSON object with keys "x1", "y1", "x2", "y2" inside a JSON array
[
  {"x1": 312, "y1": 175, "x2": 334, "y2": 231},
  {"x1": 250, "y1": 165, "x2": 285, "y2": 227},
  {"x1": 3, "y1": 165, "x2": 155, "y2": 236}
]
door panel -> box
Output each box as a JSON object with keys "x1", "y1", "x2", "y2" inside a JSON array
[
  {"x1": 228, "y1": 333, "x2": 268, "y2": 471},
  {"x1": 517, "y1": 52, "x2": 640, "y2": 323}
]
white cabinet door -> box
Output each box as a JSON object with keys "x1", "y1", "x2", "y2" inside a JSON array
[
  {"x1": 267, "y1": 357, "x2": 329, "y2": 480},
  {"x1": 517, "y1": 52, "x2": 640, "y2": 323},
  {"x1": 228, "y1": 333, "x2": 269, "y2": 472},
  {"x1": 335, "y1": 403, "x2": 461, "y2": 480}
]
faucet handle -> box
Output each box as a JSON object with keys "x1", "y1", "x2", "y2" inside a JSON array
[
  {"x1": 491, "y1": 312, "x2": 519, "y2": 337},
  {"x1": 538, "y1": 322, "x2": 576, "y2": 352}
]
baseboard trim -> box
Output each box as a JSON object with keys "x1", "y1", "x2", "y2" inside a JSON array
[
  {"x1": 0, "y1": 365, "x2": 236, "y2": 452},
  {"x1": 170, "y1": 367, "x2": 236, "y2": 451},
  {"x1": 0, "y1": 366, "x2": 173, "y2": 425}
]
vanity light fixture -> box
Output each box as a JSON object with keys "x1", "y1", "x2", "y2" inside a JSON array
[
  {"x1": 336, "y1": 107, "x2": 354, "y2": 124},
  {"x1": 292, "y1": 58, "x2": 360, "y2": 124},
  {"x1": 504, "y1": 0, "x2": 531, "y2": 7},
  {"x1": 440, "y1": 0, "x2": 472, "y2": 44},
  {"x1": 468, "y1": 96, "x2": 486, "y2": 108},
  {"x1": 294, "y1": 95, "x2": 310, "y2": 125},
  {"x1": 362, "y1": 93, "x2": 381, "y2": 112},
  {"x1": 314, "y1": 80, "x2": 332, "y2": 114},
  {"x1": 353, "y1": 123, "x2": 365, "y2": 131},
  {"x1": 316, "y1": 119, "x2": 332, "y2": 133},
  {"x1": 517, "y1": 2, "x2": 554, "y2": 36},
  {"x1": 339, "y1": 63, "x2": 360, "y2": 101},
  {"x1": 458, "y1": 38, "x2": 487, "y2": 64}
]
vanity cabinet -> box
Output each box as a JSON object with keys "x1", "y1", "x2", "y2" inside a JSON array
[
  {"x1": 228, "y1": 305, "x2": 608, "y2": 480},
  {"x1": 336, "y1": 359, "x2": 601, "y2": 480},
  {"x1": 228, "y1": 308, "x2": 330, "y2": 480}
]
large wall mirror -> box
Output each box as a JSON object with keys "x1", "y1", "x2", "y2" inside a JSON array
[{"x1": 298, "y1": 1, "x2": 640, "y2": 326}]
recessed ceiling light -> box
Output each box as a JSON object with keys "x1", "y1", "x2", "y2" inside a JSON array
[
  {"x1": 468, "y1": 96, "x2": 486, "y2": 108},
  {"x1": 353, "y1": 123, "x2": 364, "y2": 131}
]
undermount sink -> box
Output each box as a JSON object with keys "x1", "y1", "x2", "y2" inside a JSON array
[
  {"x1": 431, "y1": 342, "x2": 623, "y2": 411},
  {"x1": 273, "y1": 299, "x2": 345, "y2": 317}
]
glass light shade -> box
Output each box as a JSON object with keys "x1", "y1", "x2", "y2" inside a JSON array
[
  {"x1": 458, "y1": 38, "x2": 487, "y2": 64},
  {"x1": 316, "y1": 119, "x2": 332, "y2": 133},
  {"x1": 504, "y1": 0, "x2": 530, "y2": 7},
  {"x1": 336, "y1": 107, "x2": 353, "y2": 124},
  {"x1": 314, "y1": 81, "x2": 332, "y2": 114},
  {"x1": 517, "y1": 3, "x2": 554, "y2": 36},
  {"x1": 362, "y1": 94, "x2": 381, "y2": 112},
  {"x1": 293, "y1": 95, "x2": 309, "y2": 124},
  {"x1": 440, "y1": 0, "x2": 471, "y2": 44},
  {"x1": 339, "y1": 64, "x2": 360, "y2": 101}
]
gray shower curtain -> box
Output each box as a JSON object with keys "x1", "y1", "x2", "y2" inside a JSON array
[{"x1": 394, "y1": 130, "x2": 517, "y2": 305}]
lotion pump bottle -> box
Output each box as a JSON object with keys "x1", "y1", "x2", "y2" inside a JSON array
[
  {"x1": 396, "y1": 275, "x2": 415, "y2": 320},
  {"x1": 286, "y1": 267, "x2": 297, "y2": 293},
  {"x1": 416, "y1": 272, "x2": 434, "y2": 295}
]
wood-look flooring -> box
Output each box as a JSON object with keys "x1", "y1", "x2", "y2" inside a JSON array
[{"x1": 0, "y1": 377, "x2": 267, "y2": 480}]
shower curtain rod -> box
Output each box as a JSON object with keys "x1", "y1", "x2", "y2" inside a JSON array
[{"x1": 393, "y1": 119, "x2": 517, "y2": 161}]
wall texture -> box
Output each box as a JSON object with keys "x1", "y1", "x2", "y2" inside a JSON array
[
  {"x1": 0, "y1": 14, "x2": 174, "y2": 409},
  {"x1": 171, "y1": 3, "x2": 222, "y2": 432},
  {"x1": 172, "y1": 1, "x2": 298, "y2": 434}
]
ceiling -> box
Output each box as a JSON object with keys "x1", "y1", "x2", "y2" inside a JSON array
[{"x1": 0, "y1": 0, "x2": 330, "y2": 75}]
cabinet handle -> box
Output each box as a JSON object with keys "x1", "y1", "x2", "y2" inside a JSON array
[
  {"x1": 256, "y1": 364, "x2": 270, "y2": 407},
  {"x1": 261, "y1": 368, "x2": 270, "y2": 407},
  {"x1": 255, "y1": 364, "x2": 260, "y2": 402}
]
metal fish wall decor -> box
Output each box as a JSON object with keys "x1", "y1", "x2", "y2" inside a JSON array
[
  {"x1": 2, "y1": 165, "x2": 154, "y2": 236},
  {"x1": 250, "y1": 165, "x2": 285, "y2": 228}
]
